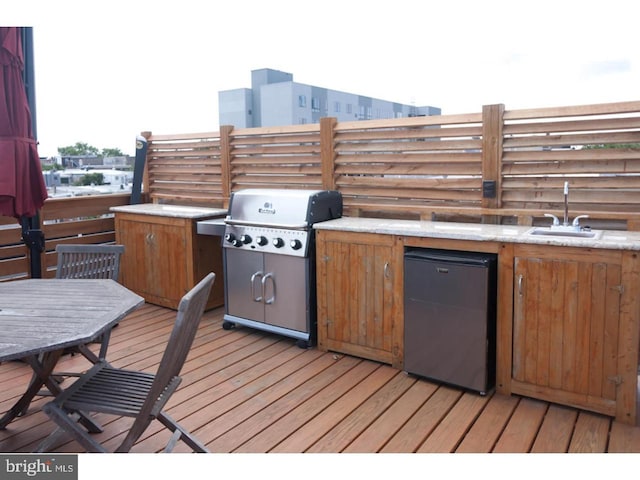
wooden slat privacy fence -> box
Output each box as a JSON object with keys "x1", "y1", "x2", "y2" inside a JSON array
[
  {"x1": 143, "y1": 100, "x2": 640, "y2": 228},
  {"x1": 331, "y1": 113, "x2": 484, "y2": 220},
  {"x1": 142, "y1": 131, "x2": 225, "y2": 206},
  {"x1": 1, "y1": 100, "x2": 640, "y2": 281}
]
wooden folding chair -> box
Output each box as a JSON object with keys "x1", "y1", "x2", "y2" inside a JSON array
[
  {"x1": 38, "y1": 272, "x2": 215, "y2": 453},
  {"x1": 54, "y1": 244, "x2": 125, "y2": 368}
]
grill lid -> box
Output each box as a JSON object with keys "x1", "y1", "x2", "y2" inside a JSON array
[{"x1": 226, "y1": 189, "x2": 342, "y2": 227}]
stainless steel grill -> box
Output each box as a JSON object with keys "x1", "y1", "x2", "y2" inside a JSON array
[{"x1": 197, "y1": 188, "x2": 342, "y2": 347}]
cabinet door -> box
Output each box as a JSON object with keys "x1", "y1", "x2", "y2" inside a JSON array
[
  {"x1": 149, "y1": 222, "x2": 188, "y2": 304},
  {"x1": 225, "y1": 248, "x2": 265, "y2": 323},
  {"x1": 116, "y1": 218, "x2": 156, "y2": 299},
  {"x1": 264, "y1": 254, "x2": 309, "y2": 332},
  {"x1": 116, "y1": 217, "x2": 188, "y2": 308},
  {"x1": 317, "y1": 231, "x2": 399, "y2": 365},
  {"x1": 513, "y1": 252, "x2": 622, "y2": 417}
]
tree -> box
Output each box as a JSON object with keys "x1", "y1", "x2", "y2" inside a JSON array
[
  {"x1": 58, "y1": 142, "x2": 100, "y2": 156},
  {"x1": 74, "y1": 172, "x2": 104, "y2": 186},
  {"x1": 101, "y1": 147, "x2": 124, "y2": 157}
]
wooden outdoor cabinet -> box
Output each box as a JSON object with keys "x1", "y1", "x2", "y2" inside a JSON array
[
  {"x1": 114, "y1": 210, "x2": 224, "y2": 311},
  {"x1": 511, "y1": 243, "x2": 640, "y2": 424},
  {"x1": 315, "y1": 230, "x2": 404, "y2": 368}
]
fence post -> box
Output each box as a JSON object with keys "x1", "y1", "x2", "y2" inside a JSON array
[
  {"x1": 220, "y1": 125, "x2": 234, "y2": 206},
  {"x1": 141, "y1": 131, "x2": 152, "y2": 203},
  {"x1": 481, "y1": 104, "x2": 504, "y2": 224},
  {"x1": 320, "y1": 117, "x2": 337, "y2": 191}
]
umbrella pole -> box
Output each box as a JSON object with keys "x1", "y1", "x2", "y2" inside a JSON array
[{"x1": 20, "y1": 214, "x2": 45, "y2": 278}]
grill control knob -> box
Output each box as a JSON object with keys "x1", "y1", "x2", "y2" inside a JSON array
[
  {"x1": 240, "y1": 234, "x2": 252, "y2": 244},
  {"x1": 256, "y1": 236, "x2": 268, "y2": 246},
  {"x1": 290, "y1": 239, "x2": 303, "y2": 250},
  {"x1": 224, "y1": 233, "x2": 236, "y2": 244},
  {"x1": 273, "y1": 237, "x2": 285, "y2": 248}
]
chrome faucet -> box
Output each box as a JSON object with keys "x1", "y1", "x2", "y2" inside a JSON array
[{"x1": 543, "y1": 182, "x2": 589, "y2": 231}]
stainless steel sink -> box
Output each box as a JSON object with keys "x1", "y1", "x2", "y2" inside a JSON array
[{"x1": 526, "y1": 227, "x2": 602, "y2": 239}]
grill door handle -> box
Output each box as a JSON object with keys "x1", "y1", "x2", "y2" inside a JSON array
[
  {"x1": 251, "y1": 272, "x2": 264, "y2": 302},
  {"x1": 262, "y1": 273, "x2": 275, "y2": 304}
]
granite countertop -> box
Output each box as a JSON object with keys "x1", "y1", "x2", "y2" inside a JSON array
[
  {"x1": 313, "y1": 217, "x2": 640, "y2": 251},
  {"x1": 110, "y1": 203, "x2": 227, "y2": 219}
]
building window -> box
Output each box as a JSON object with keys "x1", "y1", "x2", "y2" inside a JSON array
[
  {"x1": 334, "y1": 101, "x2": 341, "y2": 113},
  {"x1": 300, "y1": 118, "x2": 307, "y2": 124},
  {"x1": 298, "y1": 95, "x2": 306, "y2": 107},
  {"x1": 346, "y1": 104, "x2": 352, "y2": 114},
  {"x1": 311, "y1": 97, "x2": 320, "y2": 112},
  {"x1": 366, "y1": 107, "x2": 372, "y2": 120}
]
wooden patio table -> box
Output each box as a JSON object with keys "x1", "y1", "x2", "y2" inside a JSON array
[{"x1": 0, "y1": 278, "x2": 144, "y2": 429}]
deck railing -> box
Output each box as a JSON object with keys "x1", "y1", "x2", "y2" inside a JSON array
[
  {"x1": 2, "y1": 100, "x2": 640, "y2": 280},
  {"x1": 0, "y1": 194, "x2": 130, "y2": 281}
]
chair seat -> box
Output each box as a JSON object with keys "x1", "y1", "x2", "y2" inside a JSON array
[{"x1": 61, "y1": 363, "x2": 162, "y2": 416}]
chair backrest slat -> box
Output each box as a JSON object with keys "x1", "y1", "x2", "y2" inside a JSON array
[{"x1": 56, "y1": 244, "x2": 125, "y2": 281}]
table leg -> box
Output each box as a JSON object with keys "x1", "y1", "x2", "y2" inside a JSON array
[
  {"x1": 0, "y1": 350, "x2": 103, "y2": 433},
  {"x1": 0, "y1": 350, "x2": 63, "y2": 429},
  {"x1": 28, "y1": 355, "x2": 104, "y2": 434}
]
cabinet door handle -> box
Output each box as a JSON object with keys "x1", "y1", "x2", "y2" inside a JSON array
[
  {"x1": 262, "y1": 273, "x2": 275, "y2": 305},
  {"x1": 518, "y1": 274, "x2": 524, "y2": 296},
  {"x1": 251, "y1": 272, "x2": 263, "y2": 302},
  {"x1": 384, "y1": 262, "x2": 390, "y2": 278}
]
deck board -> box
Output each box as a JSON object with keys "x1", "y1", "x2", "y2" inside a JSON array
[
  {"x1": 344, "y1": 377, "x2": 436, "y2": 453},
  {"x1": 1, "y1": 303, "x2": 639, "y2": 454},
  {"x1": 272, "y1": 364, "x2": 398, "y2": 452},
  {"x1": 417, "y1": 391, "x2": 489, "y2": 453},
  {"x1": 238, "y1": 359, "x2": 378, "y2": 453},
  {"x1": 456, "y1": 392, "x2": 519, "y2": 453},
  {"x1": 568, "y1": 412, "x2": 611, "y2": 453},
  {"x1": 493, "y1": 398, "x2": 548, "y2": 452},
  {"x1": 530, "y1": 404, "x2": 577, "y2": 453}
]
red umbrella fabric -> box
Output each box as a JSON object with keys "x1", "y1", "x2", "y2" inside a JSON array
[{"x1": 0, "y1": 27, "x2": 48, "y2": 219}]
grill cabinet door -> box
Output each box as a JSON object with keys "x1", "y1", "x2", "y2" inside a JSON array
[
  {"x1": 225, "y1": 248, "x2": 265, "y2": 322},
  {"x1": 263, "y1": 253, "x2": 309, "y2": 332}
]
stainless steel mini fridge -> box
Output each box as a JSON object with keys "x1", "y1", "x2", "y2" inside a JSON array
[{"x1": 403, "y1": 248, "x2": 497, "y2": 395}]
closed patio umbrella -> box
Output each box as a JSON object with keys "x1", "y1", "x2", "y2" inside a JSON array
[{"x1": 0, "y1": 27, "x2": 48, "y2": 276}]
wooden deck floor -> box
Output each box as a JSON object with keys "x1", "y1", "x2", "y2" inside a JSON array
[{"x1": 1, "y1": 303, "x2": 640, "y2": 454}]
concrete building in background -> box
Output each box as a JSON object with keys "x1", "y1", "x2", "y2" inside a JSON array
[{"x1": 219, "y1": 68, "x2": 441, "y2": 128}]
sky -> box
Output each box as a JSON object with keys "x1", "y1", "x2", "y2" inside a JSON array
[{"x1": 5, "y1": 0, "x2": 639, "y2": 158}]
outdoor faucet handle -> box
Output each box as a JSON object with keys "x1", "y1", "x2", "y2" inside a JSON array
[
  {"x1": 572, "y1": 215, "x2": 589, "y2": 227},
  {"x1": 544, "y1": 213, "x2": 560, "y2": 226}
]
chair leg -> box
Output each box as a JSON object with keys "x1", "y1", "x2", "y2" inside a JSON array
[
  {"x1": 157, "y1": 412, "x2": 210, "y2": 453},
  {"x1": 42, "y1": 403, "x2": 107, "y2": 453},
  {"x1": 114, "y1": 416, "x2": 154, "y2": 453},
  {"x1": 35, "y1": 423, "x2": 72, "y2": 453}
]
